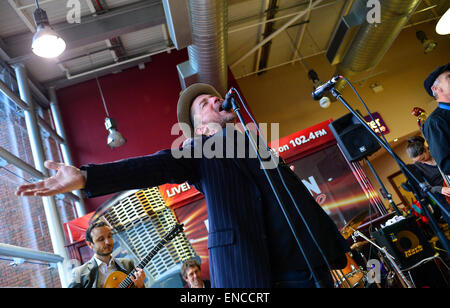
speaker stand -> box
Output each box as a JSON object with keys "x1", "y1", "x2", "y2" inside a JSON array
[{"x1": 363, "y1": 157, "x2": 402, "y2": 216}]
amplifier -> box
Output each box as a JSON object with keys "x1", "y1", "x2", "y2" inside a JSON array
[{"x1": 371, "y1": 216, "x2": 435, "y2": 269}]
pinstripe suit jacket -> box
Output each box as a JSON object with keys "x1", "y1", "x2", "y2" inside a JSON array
[{"x1": 82, "y1": 128, "x2": 349, "y2": 287}]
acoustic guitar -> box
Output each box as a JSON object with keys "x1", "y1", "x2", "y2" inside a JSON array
[{"x1": 103, "y1": 223, "x2": 184, "y2": 288}]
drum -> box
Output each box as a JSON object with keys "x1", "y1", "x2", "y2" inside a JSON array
[{"x1": 332, "y1": 252, "x2": 365, "y2": 288}]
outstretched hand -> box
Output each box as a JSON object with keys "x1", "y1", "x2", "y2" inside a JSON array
[{"x1": 15, "y1": 160, "x2": 86, "y2": 197}]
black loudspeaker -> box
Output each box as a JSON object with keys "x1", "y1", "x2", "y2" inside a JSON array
[
  {"x1": 329, "y1": 113, "x2": 381, "y2": 162},
  {"x1": 371, "y1": 216, "x2": 435, "y2": 269}
]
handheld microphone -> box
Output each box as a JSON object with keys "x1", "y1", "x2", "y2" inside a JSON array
[
  {"x1": 221, "y1": 89, "x2": 235, "y2": 111},
  {"x1": 312, "y1": 75, "x2": 342, "y2": 100}
]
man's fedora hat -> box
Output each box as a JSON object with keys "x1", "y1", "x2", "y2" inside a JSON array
[
  {"x1": 177, "y1": 83, "x2": 222, "y2": 138},
  {"x1": 424, "y1": 63, "x2": 450, "y2": 97}
]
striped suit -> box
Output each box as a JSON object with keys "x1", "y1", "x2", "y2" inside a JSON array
[{"x1": 82, "y1": 128, "x2": 349, "y2": 287}]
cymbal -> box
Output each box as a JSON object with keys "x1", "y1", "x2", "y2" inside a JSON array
[{"x1": 340, "y1": 209, "x2": 369, "y2": 239}]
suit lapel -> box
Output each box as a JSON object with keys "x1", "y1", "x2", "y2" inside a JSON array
[
  {"x1": 87, "y1": 257, "x2": 99, "y2": 288},
  {"x1": 114, "y1": 258, "x2": 131, "y2": 274}
]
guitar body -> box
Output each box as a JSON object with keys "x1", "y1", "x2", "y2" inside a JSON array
[
  {"x1": 101, "y1": 223, "x2": 184, "y2": 288},
  {"x1": 104, "y1": 271, "x2": 130, "y2": 288}
]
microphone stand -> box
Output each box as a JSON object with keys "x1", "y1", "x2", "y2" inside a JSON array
[
  {"x1": 329, "y1": 87, "x2": 450, "y2": 257},
  {"x1": 225, "y1": 89, "x2": 324, "y2": 288}
]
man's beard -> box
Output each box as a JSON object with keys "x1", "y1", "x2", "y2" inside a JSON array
[{"x1": 96, "y1": 246, "x2": 113, "y2": 256}]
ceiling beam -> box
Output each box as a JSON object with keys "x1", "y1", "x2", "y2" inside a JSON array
[
  {"x1": 254, "y1": 0, "x2": 271, "y2": 72},
  {"x1": 7, "y1": 0, "x2": 36, "y2": 33},
  {"x1": 3, "y1": 0, "x2": 166, "y2": 64},
  {"x1": 289, "y1": 0, "x2": 312, "y2": 62},
  {"x1": 257, "y1": 0, "x2": 279, "y2": 75},
  {"x1": 230, "y1": 0, "x2": 325, "y2": 69},
  {"x1": 44, "y1": 46, "x2": 175, "y2": 89}
]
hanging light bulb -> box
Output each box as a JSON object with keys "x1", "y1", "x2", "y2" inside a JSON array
[
  {"x1": 105, "y1": 118, "x2": 126, "y2": 148},
  {"x1": 436, "y1": 8, "x2": 450, "y2": 35},
  {"x1": 87, "y1": 52, "x2": 126, "y2": 148},
  {"x1": 415, "y1": 30, "x2": 437, "y2": 54},
  {"x1": 31, "y1": 0, "x2": 66, "y2": 58}
]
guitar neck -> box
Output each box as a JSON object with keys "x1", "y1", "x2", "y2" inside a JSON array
[{"x1": 118, "y1": 238, "x2": 168, "y2": 288}]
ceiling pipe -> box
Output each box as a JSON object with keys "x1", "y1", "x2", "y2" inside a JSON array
[
  {"x1": 335, "y1": 0, "x2": 422, "y2": 91},
  {"x1": 186, "y1": 0, "x2": 229, "y2": 96}
]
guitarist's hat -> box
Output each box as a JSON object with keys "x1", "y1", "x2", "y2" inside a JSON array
[{"x1": 424, "y1": 63, "x2": 450, "y2": 97}]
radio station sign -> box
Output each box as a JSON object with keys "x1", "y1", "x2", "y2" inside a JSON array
[{"x1": 269, "y1": 119, "x2": 335, "y2": 160}]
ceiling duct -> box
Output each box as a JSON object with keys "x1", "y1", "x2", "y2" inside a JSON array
[
  {"x1": 326, "y1": 0, "x2": 365, "y2": 66},
  {"x1": 177, "y1": 0, "x2": 228, "y2": 96},
  {"x1": 328, "y1": 0, "x2": 421, "y2": 91}
]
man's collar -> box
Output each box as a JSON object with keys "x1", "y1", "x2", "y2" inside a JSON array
[
  {"x1": 93, "y1": 255, "x2": 113, "y2": 267},
  {"x1": 438, "y1": 102, "x2": 450, "y2": 110}
]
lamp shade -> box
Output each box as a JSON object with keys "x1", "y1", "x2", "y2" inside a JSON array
[
  {"x1": 105, "y1": 118, "x2": 126, "y2": 148},
  {"x1": 32, "y1": 24, "x2": 66, "y2": 58},
  {"x1": 436, "y1": 8, "x2": 450, "y2": 35}
]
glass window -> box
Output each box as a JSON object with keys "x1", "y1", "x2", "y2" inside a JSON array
[
  {"x1": 0, "y1": 63, "x2": 74, "y2": 287},
  {"x1": 0, "y1": 258, "x2": 61, "y2": 288}
]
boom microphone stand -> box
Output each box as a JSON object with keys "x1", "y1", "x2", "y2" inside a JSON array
[
  {"x1": 326, "y1": 81, "x2": 450, "y2": 256},
  {"x1": 224, "y1": 88, "x2": 326, "y2": 288}
]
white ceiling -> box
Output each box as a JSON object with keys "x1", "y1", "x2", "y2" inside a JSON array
[{"x1": 0, "y1": 0, "x2": 447, "y2": 90}]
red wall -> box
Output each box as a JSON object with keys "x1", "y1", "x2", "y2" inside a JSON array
[{"x1": 56, "y1": 49, "x2": 249, "y2": 213}]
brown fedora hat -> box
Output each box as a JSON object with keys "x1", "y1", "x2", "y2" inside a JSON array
[{"x1": 177, "y1": 83, "x2": 222, "y2": 138}]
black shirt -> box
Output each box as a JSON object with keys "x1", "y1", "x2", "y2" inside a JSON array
[{"x1": 423, "y1": 102, "x2": 450, "y2": 175}]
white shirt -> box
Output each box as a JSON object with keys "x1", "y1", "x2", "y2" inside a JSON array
[{"x1": 94, "y1": 256, "x2": 118, "y2": 288}]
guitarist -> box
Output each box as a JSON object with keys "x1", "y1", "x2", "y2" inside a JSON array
[
  {"x1": 406, "y1": 136, "x2": 450, "y2": 201},
  {"x1": 405, "y1": 136, "x2": 450, "y2": 225},
  {"x1": 68, "y1": 222, "x2": 146, "y2": 288}
]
